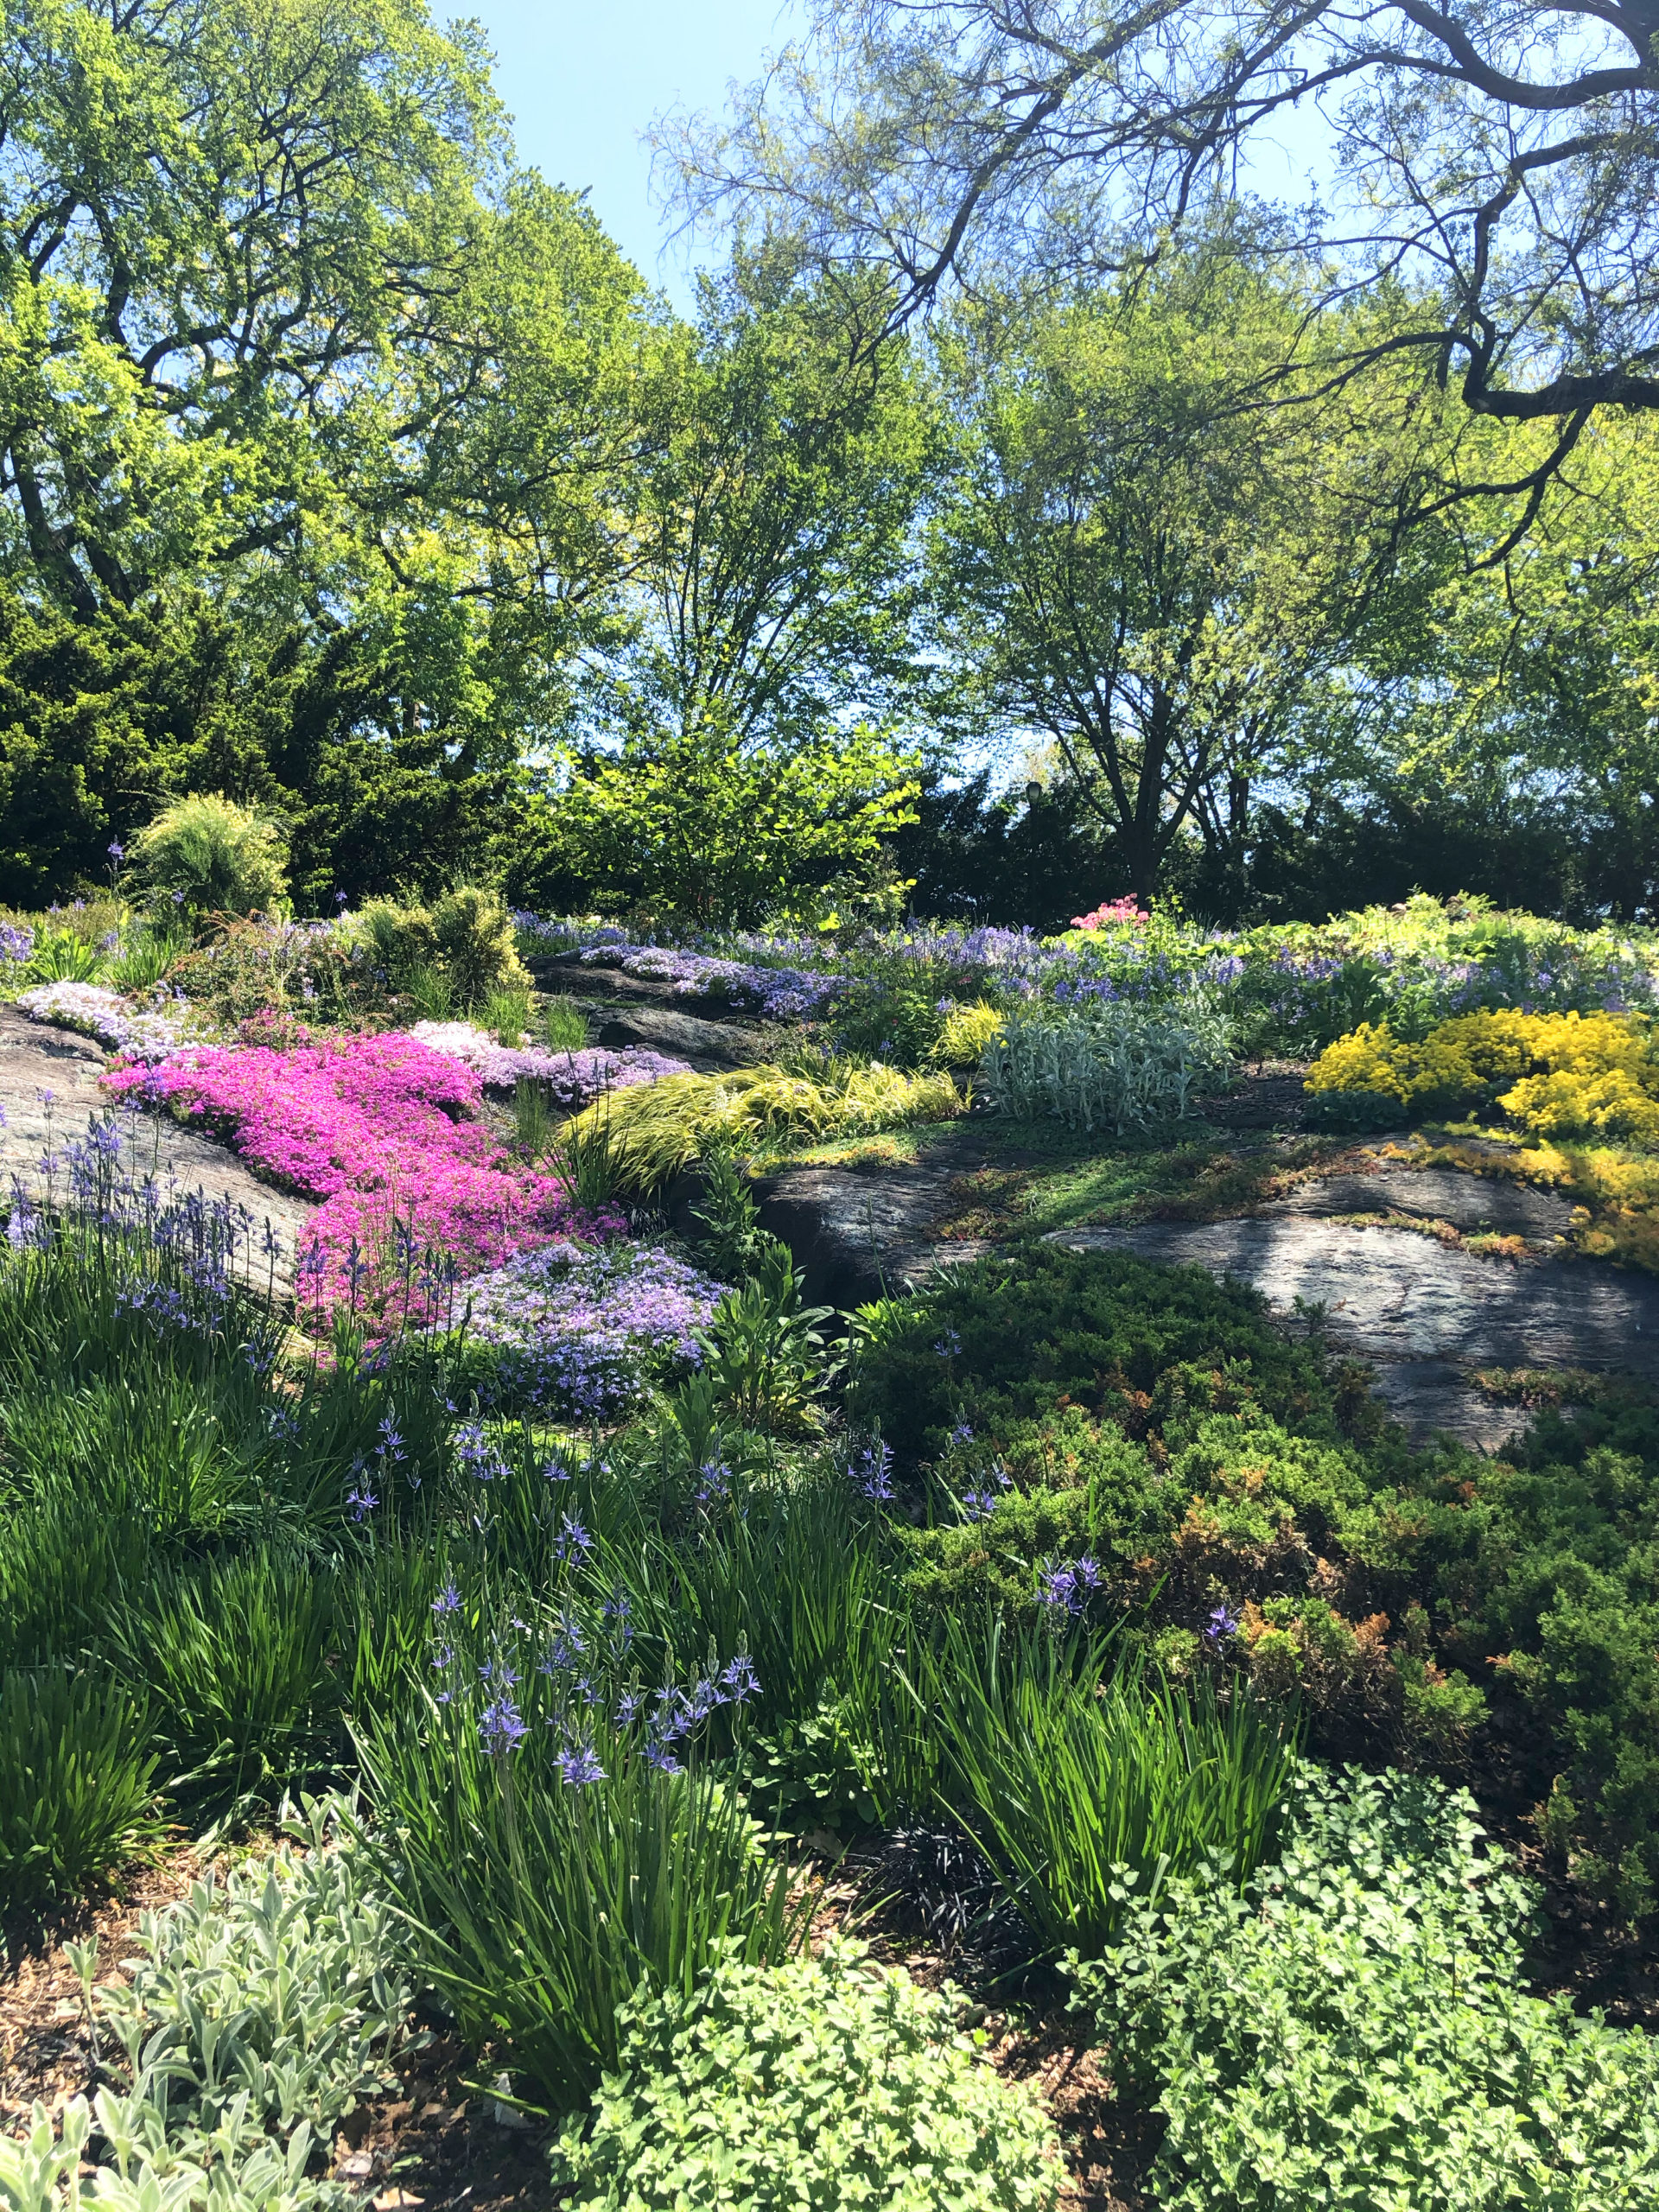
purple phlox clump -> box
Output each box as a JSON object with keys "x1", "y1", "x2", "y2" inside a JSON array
[
  {"x1": 448, "y1": 1243, "x2": 727, "y2": 1420},
  {"x1": 1039, "y1": 1554, "x2": 1103, "y2": 1615},
  {"x1": 410, "y1": 1020, "x2": 693, "y2": 1103}
]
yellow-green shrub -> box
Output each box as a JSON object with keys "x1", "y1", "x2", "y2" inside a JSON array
[
  {"x1": 1306, "y1": 1009, "x2": 1659, "y2": 1146},
  {"x1": 566, "y1": 1064, "x2": 963, "y2": 1192}
]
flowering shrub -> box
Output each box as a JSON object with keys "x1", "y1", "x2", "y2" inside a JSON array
[
  {"x1": 1069, "y1": 896, "x2": 1148, "y2": 931},
  {"x1": 410, "y1": 1020, "x2": 691, "y2": 1103},
  {"x1": 18, "y1": 979, "x2": 209, "y2": 1060},
  {"x1": 1306, "y1": 1008, "x2": 1659, "y2": 1145},
  {"x1": 449, "y1": 1241, "x2": 726, "y2": 1416},
  {"x1": 105, "y1": 1031, "x2": 620, "y2": 1317}
]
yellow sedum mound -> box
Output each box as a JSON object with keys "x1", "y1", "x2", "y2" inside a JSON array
[{"x1": 1306, "y1": 1009, "x2": 1659, "y2": 1147}]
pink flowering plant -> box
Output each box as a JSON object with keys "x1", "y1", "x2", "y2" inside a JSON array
[
  {"x1": 105, "y1": 1030, "x2": 622, "y2": 1322},
  {"x1": 1070, "y1": 898, "x2": 1150, "y2": 931}
]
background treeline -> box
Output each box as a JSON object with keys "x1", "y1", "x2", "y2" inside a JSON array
[{"x1": 3, "y1": 0, "x2": 1656, "y2": 926}]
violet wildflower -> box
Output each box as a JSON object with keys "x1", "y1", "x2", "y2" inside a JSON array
[
  {"x1": 480, "y1": 1695, "x2": 527, "y2": 1754},
  {"x1": 557, "y1": 1740, "x2": 607, "y2": 1785},
  {"x1": 346, "y1": 1481, "x2": 378, "y2": 1522},
  {"x1": 554, "y1": 1512, "x2": 593, "y2": 1562},
  {"x1": 431, "y1": 1580, "x2": 462, "y2": 1617},
  {"x1": 720, "y1": 1653, "x2": 760, "y2": 1705},
  {"x1": 1204, "y1": 1603, "x2": 1241, "y2": 1644},
  {"x1": 950, "y1": 1421, "x2": 975, "y2": 1445},
  {"x1": 848, "y1": 1434, "x2": 894, "y2": 1503},
  {"x1": 932, "y1": 1330, "x2": 961, "y2": 1357}
]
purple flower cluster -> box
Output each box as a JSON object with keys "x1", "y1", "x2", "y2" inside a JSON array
[
  {"x1": 452, "y1": 1241, "x2": 728, "y2": 1416},
  {"x1": 19, "y1": 981, "x2": 207, "y2": 1061},
  {"x1": 1039, "y1": 1555, "x2": 1104, "y2": 1614},
  {"x1": 578, "y1": 943, "x2": 844, "y2": 1020},
  {"x1": 846, "y1": 1433, "x2": 894, "y2": 1502},
  {"x1": 410, "y1": 1020, "x2": 691, "y2": 1102},
  {"x1": 0, "y1": 922, "x2": 34, "y2": 966}
]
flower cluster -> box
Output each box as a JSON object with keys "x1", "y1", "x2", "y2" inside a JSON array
[
  {"x1": 105, "y1": 1031, "x2": 622, "y2": 1319},
  {"x1": 18, "y1": 981, "x2": 207, "y2": 1061},
  {"x1": 0, "y1": 921, "x2": 34, "y2": 966},
  {"x1": 410, "y1": 1020, "x2": 691, "y2": 1103},
  {"x1": 1039, "y1": 1555, "x2": 1103, "y2": 1614},
  {"x1": 1070, "y1": 897, "x2": 1150, "y2": 931},
  {"x1": 579, "y1": 942, "x2": 844, "y2": 1020},
  {"x1": 450, "y1": 1241, "x2": 728, "y2": 1416}
]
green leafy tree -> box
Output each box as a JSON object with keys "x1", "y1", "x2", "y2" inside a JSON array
[
  {"x1": 545, "y1": 254, "x2": 937, "y2": 924},
  {"x1": 0, "y1": 0, "x2": 649, "y2": 902},
  {"x1": 929, "y1": 260, "x2": 1423, "y2": 903}
]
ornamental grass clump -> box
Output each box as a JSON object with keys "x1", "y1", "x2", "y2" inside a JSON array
[
  {"x1": 565, "y1": 1062, "x2": 961, "y2": 1194},
  {"x1": 353, "y1": 1594, "x2": 797, "y2": 2112},
  {"x1": 551, "y1": 1937, "x2": 1062, "y2": 2210},
  {"x1": 445, "y1": 1242, "x2": 727, "y2": 1417},
  {"x1": 0, "y1": 1665, "x2": 162, "y2": 1913}
]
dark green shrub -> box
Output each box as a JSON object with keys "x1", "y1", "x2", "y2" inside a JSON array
[
  {"x1": 0, "y1": 1666, "x2": 162, "y2": 1912},
  {"x1": 847, "y1": 1246, "x2": 1337, "y2": 1465}
]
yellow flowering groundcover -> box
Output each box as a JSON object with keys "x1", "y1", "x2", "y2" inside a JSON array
[{"x1": 1306, "y1": 1010, "x2": 1659, "y2": 1148}]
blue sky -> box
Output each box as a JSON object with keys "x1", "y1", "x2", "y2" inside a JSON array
[
  {"x1": 461, "y1": 0, "x2": 799, "y2": 304},
  {"x1": 461, "y1": 1, "x2": 1337, "y2": 311}
]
